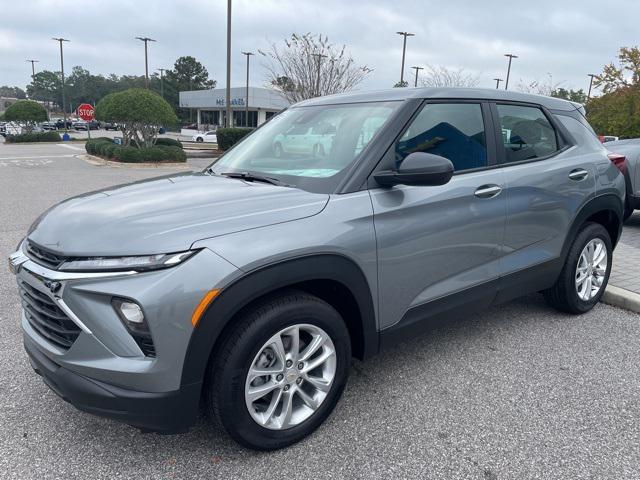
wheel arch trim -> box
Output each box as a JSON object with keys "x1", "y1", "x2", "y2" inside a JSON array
[{"x1": 179, "y1": 253, "x2": 378, "y2": 387}]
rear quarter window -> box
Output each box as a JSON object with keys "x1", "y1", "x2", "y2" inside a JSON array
[{"x1": 555, "y1": 114, "x2": 604, "y2": 150}]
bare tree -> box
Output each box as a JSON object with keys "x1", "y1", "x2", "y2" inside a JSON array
[
  {"x1": 419, "y1": 64, "x2": 480, "y2": 88},
  {"x1": 515, "y1": 76, "x2": 563, "y2": 96},
  {"x1": 260, "y1": 33, "x2": 372, "y2": 103}
]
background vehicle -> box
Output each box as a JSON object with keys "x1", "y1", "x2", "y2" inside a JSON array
[
  {"x1": 104, "y1": 122, "x2": 119, "y2": 131},
  {"x1": 10, "y1": 88, "x2": 625, "y2": 451},
  {"x1": 41, "y1": 121, "x2": 57, "y2": 131},
  {"x1": 192, "y1": 130, "x2": 217, "y2": 143},
  {"x1": 272, "y1": 122, "x2": 336, "y2": 157},
  {"x1": 605, "y1": 139, "x2": 640, "y2": 220},
  {"x1": 600, "y1": 135, "x2": 619, "y2": 143},
  {"x1": 73, "y1": 120, "x2": 99, "y2": 131}
]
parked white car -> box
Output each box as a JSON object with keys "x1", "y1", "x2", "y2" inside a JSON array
[
  {"x1": 192, "y1": 131, "x2": 217, "y2": 143},
  {"x1": 272, "y1": 122, "x2": 336, "y2": 157}
]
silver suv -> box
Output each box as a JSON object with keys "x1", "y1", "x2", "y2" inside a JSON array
[{"x1": 9, "y1": 88, "x2": 625, "y2": 450}]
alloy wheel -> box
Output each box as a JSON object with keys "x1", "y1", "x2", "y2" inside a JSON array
[
  {"x1": 244, "y1": 324, "x2": 336, "y2": 430},
  {"x1": 575, "y1": 238, "x2": 608, "y2": 301}
]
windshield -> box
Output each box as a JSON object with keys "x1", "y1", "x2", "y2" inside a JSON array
[{"x1": 210, "y1": 101, "x2": 400, "y2": 192}]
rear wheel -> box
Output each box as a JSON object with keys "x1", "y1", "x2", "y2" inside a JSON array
[
  {"x1": 196, "y1": 137, "x2": 204, "y2": 143},
  {"x1": 623, "y1": 203, "x2": 634, "y2": 222},
  {"x1": 207, "y1": 291, "x2": 351, "y2": 450},
  {"x1": 544, "y1": 222, "x2": 612, "y2": 313}
]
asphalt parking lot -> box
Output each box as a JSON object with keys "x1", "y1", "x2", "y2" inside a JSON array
[{"x1": 1, "y1": 142, "x2": 639, "y2": 479}]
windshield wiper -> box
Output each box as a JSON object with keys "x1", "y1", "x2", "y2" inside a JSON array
[{"x1": 220, "y1": 171, "x2": 290, "y2": 187}]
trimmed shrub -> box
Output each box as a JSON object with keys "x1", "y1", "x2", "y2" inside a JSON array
[
  {"x1": 3, "y1": 100, "x2": 48, "y2": 133},
  {"x1": 155, "y1": 137, "x2": 183, "y2": 148},
  {"x1": 85, "y1": 137, "x2": 113, "y2": 155},
  {"x1": 216, "y1": 127, "x2": 253, "y2": 150},
  {"x1": 114, "y1": 146, "x2": 143, "y2": 163},
  {"x1": 5, "y1": 131, "x2": 62, "y2": 143},
  {"x1": 161, "y1": 145, "x2": 187, "y2": 162}
]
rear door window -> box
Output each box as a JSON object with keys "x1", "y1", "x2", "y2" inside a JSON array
[{"x1": 497, "y1": 104, "x2": 559, "y2": 163}]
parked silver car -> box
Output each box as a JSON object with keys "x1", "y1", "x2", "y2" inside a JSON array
[
  {"x1": 9, "y1": 88, "x2": 625, "y2": 450},
  {"x1": 604, "y1": 139, "x2": 640, "y2": 220}
]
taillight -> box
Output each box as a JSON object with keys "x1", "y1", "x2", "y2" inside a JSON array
[{"x1": 608, "y1": 152, "x2": 627, "y2": 174}]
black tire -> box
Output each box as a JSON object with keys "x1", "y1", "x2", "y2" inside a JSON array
[
  {"x1": 207, "y1": 290, "x2": 351, "y2": 450},
  {"x1": 543, "y1": 222, "x2": 612, "y2": 314},
  {"x1": 196, "y1": 137, "x2": 204, "y2": 143},
  {"x1": 623, "y1": 203, "x2": 634, "y2": 222}
]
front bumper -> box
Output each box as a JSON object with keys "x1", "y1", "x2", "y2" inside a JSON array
[{"x1": 25, "y1": 334, "x2": 200, "y2": 433}]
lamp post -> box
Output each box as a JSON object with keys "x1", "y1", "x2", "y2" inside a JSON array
[
  {"x1": 504, "y1": 53, "x2": 518, "y2": 90},
  {"x1": 410, "y1": 66, "x2": 423, "y2": 87},
  {"x1": 396, "y1": 31, "x2": 415, "y2": 85},
  {"x1": 135, "y1": 37, "x2": 156, "y2": 88},
  {"x1": 494, "y1": 78, "x2": 503, "y2": 89},
  {"x1": 241, "y1": 52, "x2": 254, "y2": 127},
  {"x1": 225, "y1": 0, "x2": 232, "y2": 127},
  {"x1": 311, "y1": 53, "x2": 327, "y2": 97},
  {"x1": 52, "y1": 38, "x2": 69, "y2": 131},
  {"x1": 26, "y1": 59, "x2": 39, "y2": 78},
  {"x1": 158, "y1": 68, "x2": 166, "y2": 98},
  {"x1": 587, "y1": 73, "x2": 597, "y2": 100}
]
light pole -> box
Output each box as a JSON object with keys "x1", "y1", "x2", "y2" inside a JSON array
[
  {"x1": 158, "y1": 68, "x2": 166, "y2": 98},
  {"x1": 587, "y1": 73, "x2": 597, "y2": 100},
  {"x1": 494, "y1": 78, "x2": 503, "y2": 89},
  {"x1": 26, "y1": 59, "x2": 39, "y2": 78},
  {"x1": 410, "y1": 66, "x2": 423, "y2": 87},
  {"x1": 52, "y1": 38, "x2": 70, "y2": 131},
  {"x1": 135, "y1": 37, "x2": 156, "y2": 88},
  {"x1": 504, "y1": 53, "x2": 518, "y2": 90},
  {"x1": 225, "y1": 0, "x2": 232, "y2": 127},
  {"x1": 311, "y1": 53, "x2": 327, "y2": 97},
  {"x1": 396, "y1": 31, "x2": 415, "y2": 85},
  {"x1": 241, "y1": 52, "x2": 254, "y2": 127}
]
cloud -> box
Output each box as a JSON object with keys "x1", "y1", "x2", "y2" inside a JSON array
[{"x1": 1, "y1": 0, "x2": 637, "y2": 95}]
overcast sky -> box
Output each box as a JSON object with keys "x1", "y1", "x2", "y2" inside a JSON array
[{"x1": 1, "y1": 0, "x2": 638, "y2": 95}]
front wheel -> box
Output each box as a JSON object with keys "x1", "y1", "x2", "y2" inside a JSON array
[
  {"x1": 196, "y1": 137, "x2": 204, "y2": 143},
  {"x1": 544, "y1": 222, "x2": 612, "y2": 314},
  {"x1": 207, "y1": 291, "x2": 351, "y2": 450}
]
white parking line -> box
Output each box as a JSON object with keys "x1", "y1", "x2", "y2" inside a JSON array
[
  {"x1": 56, "y1": 143, "x2": 85, "y2": 151},
  {"x1": 0, "y1": 155, "x2": 75, "y2": 160}
]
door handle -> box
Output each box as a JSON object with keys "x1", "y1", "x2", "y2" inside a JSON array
[
  {"x1": 474, "y1": 185, "x2": 502, "y2": 199},
  {"x1": 569, "y1": 169, "x2": 589, "y2": 181}
]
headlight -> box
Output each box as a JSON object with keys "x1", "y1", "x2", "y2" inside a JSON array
[{"x1": 59, "y1": 250, "x2": 196, "y2": 272}]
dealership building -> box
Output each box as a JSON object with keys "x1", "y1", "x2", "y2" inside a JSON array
[{"x1": 179, "y1": 87, "x2": 289, "y2": 129}]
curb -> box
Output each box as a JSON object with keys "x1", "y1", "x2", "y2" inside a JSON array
[
  {"x1": 602, "y1": 284, "x2": 640, "y2": 313},
  {"x1": 76, "y1": 154, "x2": 190, "y2": 169}
]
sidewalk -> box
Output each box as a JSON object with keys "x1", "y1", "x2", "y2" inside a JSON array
[
  {"x1": 610, "y1": 212, "x2": 640, "y2": 292},
  {"x1": 606, "y1": 212, "x2": 640, "y2": 310}
]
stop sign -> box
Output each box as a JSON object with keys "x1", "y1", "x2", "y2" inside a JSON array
[{"x1": 76, "y1": 103, "x2": 95, "y2": 121}]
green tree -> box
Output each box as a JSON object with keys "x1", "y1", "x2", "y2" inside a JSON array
[
  {"x1": 587, "y1": 84, "x2": 640, "y2": 138},
  {"x1": 594, "y1": 46, "x2": 640, "y2": 94},
  {"x1": 0, "y1": 86, "x2": 27, "y2": 99},
  {"x1": 95, "y1": 88, "x2": 178, "y2": 147},
  {"x1": 26, "y1": 71, "x2": 62, "y2": 107},
  {"x1": 551, "y1": 88, "x2": 588, "y2": 104},
  {"x1": 164, "y1": 56, "x2": 216, "y2": 120},
  {"x1": 4, "y1": 100, "x2": 48, "y2": 133}
]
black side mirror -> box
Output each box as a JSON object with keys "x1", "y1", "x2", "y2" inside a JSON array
[{"x1": 374, "y1": 152, "x2": 454, "y2": 187}]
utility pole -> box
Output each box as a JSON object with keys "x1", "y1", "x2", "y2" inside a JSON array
[
  {"x1": 587, "y1": 73, "x2": 597, "y2": 100},
  {"x1": 241, "y1": 52, "x2": 254, "y2": 127},
  {"x1": 493, "y1": 78, "x2": 503, "y2": 89},
  {"x1": 158, "y1": 68, "x2": 166, "y2": 98},
  {"x1": 135, "y1": 37, "x2": 156, "y2": 88},
  {"x1": 225, "y1": 0, "x2": 232, "y2": 127},
  {"x1": 52, "y1": 38, "x2": 70, "y2": 131},
  {"x1": 311, "y1": 53, "x2": 327, "y2": 97},
  {"x1": 504, "y1": 53, "x2": 518, "y2": 90},
  {"x1": 410, "y1": 66, "x2": 423, "y2": 87},
  {"x1": 26, "y1": 59, "x2": 39, "y2": 78},
  {"x1": 396, "y1": 31, "x2": 414, "y2": 85}
]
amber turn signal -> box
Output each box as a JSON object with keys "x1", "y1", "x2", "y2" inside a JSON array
[{"x1": 191, "y1": 289, "x2": 220, "y2": 327}]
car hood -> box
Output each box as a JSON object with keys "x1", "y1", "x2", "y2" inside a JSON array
[{"x1": 27, "y1": 172, "x2": 329, "y2": 256}]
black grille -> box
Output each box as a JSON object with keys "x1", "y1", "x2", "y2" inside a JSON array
[
  {"x1": 19, "y1": 281, "x2": 81, "y2": 350},
  {"x1": 25, "y1": 241, "x2": 68, "y2": 270}
]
